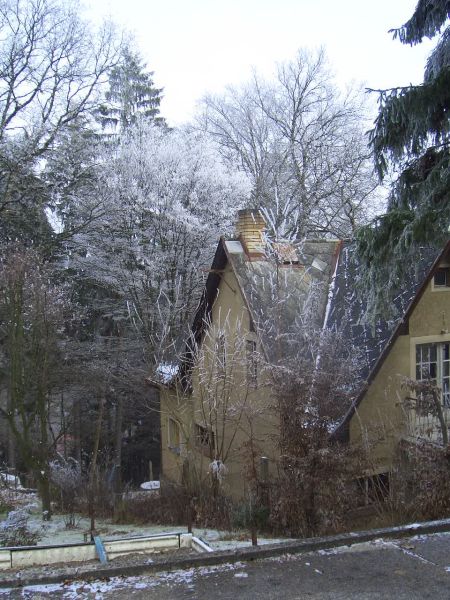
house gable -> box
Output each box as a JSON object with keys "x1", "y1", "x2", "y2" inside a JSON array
[
  {"x1": 348, "y1": 252, "x2": 450, "y2": 471},
  {"x1": 328, "y1": 241, "x2": 450, "y2": 441}
]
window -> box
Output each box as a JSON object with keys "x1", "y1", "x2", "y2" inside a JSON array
[
  {"x1": 416, "y1": 342, "x2": 450, "y2": 407},
  {"x1": 246, "y1": 339, "x2": 258, "y2": 387},
  {"x1": 167, "y1": 417, "x2": 181, "y2": 454},
  {"x1": 433, "y1": 267, "x2": 450, "y2": 289},
  {"x1": 356, "y1": 473, "x2": 390, "y2": 506},
  {"x1": 216, "y1": 333, "x2": 226, "y2": 376},
  {"x1": 195, "y1": 423, "x2": 215, "y2": 451}
]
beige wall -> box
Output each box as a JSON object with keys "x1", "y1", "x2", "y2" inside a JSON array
[
  {"x1": 350, "y1": 271, "x2": 450, "y2": 473},
  {"x1": 160, "y1": 264, "x2": 279, "y2": 499}
]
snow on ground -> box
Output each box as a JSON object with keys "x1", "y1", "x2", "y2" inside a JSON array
[
  {"x1": 198, "y1": 528, "x2": 290, "y2": 550},
  {"x1": 5, "y1": 533, "x2": 450, "y2": 597},
  {"x1": 1, "y1": 487, "x2": 290, "y2": 550},
  {"x1": 34, "y1": 513, "x2": 286, "y2": 549},
  {"x1": 0, "y1": 562, "x2": 247, "y2": 598}
]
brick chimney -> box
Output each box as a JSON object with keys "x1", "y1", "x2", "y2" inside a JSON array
[{"x1": 236, "y1": 209, "x2": 266, "y2": 256}]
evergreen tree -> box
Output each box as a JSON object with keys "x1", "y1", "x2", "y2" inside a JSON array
[
  {"x1": 98, "y1": 45, "x2": 165, "y2": 132},
  {"x1": 357, "y1": 1, "x2": 450, "y2": 318}
]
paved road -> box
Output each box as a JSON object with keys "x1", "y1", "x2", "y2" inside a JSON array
[{"x1": 4, "y1": 533, "x2": 450, "y2": 599}]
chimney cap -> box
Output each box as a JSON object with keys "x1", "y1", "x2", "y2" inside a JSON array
[{"x1": 237, "y1": 208, "x2": 264, "y2": 218}]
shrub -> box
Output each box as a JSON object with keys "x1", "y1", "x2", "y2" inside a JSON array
[
  {"x1": 389, "y1": 440, "x2": 450, "y2": 522},
  {"x1": 0, "y1": 507, "x2": 40, "y2": 547},
  {"x1": 50, "y1": 457, "x2": 83, "y2": 528},
  {"x1": 232, "y1": 502, "x2": 270, "y2": 531},
  {"x1": 115, "y1": 482, "x2": 189, "y2": 525}
]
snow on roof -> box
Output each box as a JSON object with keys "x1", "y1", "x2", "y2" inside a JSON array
[
  {"x1": 225, "y1": 240, "x2": 244, "y2": 254},
  {"x1": 156, "y1": 363, "x2": 179, "y2": 384}
]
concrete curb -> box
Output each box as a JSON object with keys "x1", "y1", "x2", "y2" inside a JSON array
[{"x1": 1, "y1": 518, "x2": 450, "y2": 590}]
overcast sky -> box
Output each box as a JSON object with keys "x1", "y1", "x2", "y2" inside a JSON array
[{"x1": 85, "y1": 0, "x2": 435, "y2": 127}]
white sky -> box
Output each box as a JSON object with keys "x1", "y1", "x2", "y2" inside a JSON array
[{"x1": 85, "y1": 0, "x2": 435, "y2": 127}]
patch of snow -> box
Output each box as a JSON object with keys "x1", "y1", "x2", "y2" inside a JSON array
[
  {"x1": 156, "y1": 363, "x2": 179, "y2": 384},
  {"x1": 225, "y1": 240, "x2": 244, "y2": 254},
  {"x1": 311, "y1": 257, "x2": 327, "y2": 272}
]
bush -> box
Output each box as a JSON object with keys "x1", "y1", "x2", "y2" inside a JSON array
[
  {"x1": 115, "y1": 482, "x2": 189, "y2": 525},
  {"x1": 115, "y1": 481, "x2": 233, "y2": 530},
  {"x1": 0, "y1": 496, "x2": 13, "y2": 516},
  {"x1": 389, "y1": 440, "x2": 450, "y2": 522},
  {"x1": 50, "y1": 457, "x2": 84, "y2": 528},
  {"x1": 0, "y1": 507, "x2": 40, "y2": 547},
  {"x1": 231, "y1": 502, "x2": 270, "y2": 531}
]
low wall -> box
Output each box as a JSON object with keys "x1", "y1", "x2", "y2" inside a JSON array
[
  {"x1": 11, "y1": 543, "x2": 96, "y2": 568},
  {"x1": 0, "y1": 532, "x2": 211, "y2": 570},
  {"x1": 0, "y1": 550, "x2": 11, "y2": 570},
  {"x1": 191, "y1": 536, "x2": 214, "y2": 553},
  {"x1": 103, "y1": 533, "x2": 182, "y2": 561}
]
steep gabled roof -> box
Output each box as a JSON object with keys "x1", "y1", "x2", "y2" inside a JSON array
[
  {"x1": 329, "y1": 240, "x2": 450, "y2": 440},
  {"x1": 188, "y1": 237, "x2": 340, "y2": 365},
  {"x1": 226, "y1": 238, "x2": 340, "y2": 363}
]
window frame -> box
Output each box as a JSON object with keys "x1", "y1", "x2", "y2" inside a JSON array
[
  {"x1": 415, "y1": 341, "x2": 450, "y2": 407},
  {"x1": 432, "y1": 266, "x2": 450, "y2": 291},
  {"x1": 167, "y1": 417, "x2": 181, "y2": 454}
]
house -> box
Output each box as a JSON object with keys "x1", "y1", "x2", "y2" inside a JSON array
[{"x1": 158, "y1": 209, "x2": 450, "y2": 499}]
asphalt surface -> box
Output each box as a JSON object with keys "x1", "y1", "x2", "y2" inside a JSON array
[{"x1": 3, "y1": 532, "x2": 450, "y2": 599}]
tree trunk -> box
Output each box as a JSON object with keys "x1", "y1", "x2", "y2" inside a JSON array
[
  {"x1": 113, "y1": 398, "x2": 123, "y2": 492},
  {"x1": 73, "y1": 398, "x2": 82, "y2": 466},
  {"x1": 37, "y1": 472, "x2": 52, "y2": 520},
  {"x1": 251, "y1": 525, "x2": 258, "y2": 546},
  {"x1": 89, "y1": 397, "x2": 105, "y2": 533},
  {"x1": 3, "y1": 389, "x2": 16, "y2": 469}
]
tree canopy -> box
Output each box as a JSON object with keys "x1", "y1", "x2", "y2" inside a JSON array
[
  {"x1": 358, "y1": 0, "x2": 450, "y2": 317},
  {"x1": 199, "y1": 49, "x2": 379, "y2": 241},
  {"x1": 97, "y1": 45, "x2": 165, "y2": 132}
]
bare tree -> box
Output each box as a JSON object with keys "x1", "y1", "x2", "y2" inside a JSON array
[
  {"x1": 161, "y1": 314, "x2": 268, "y2": 490},
  {"x1": 199, "y1": 48, "x2": 381, "y2": 239},
  {"x1": 236, "y1": 241, "x2": 366, "y2": 536},
  {"x1": 74, "y1": 123, "x2": 249, "y2": 360},
  {"x1": 0, "y1": 249, "x2": 70, "y2": 519},
  {"x1": 0, "y1": 0, "x2": 120, "y2": 214}
]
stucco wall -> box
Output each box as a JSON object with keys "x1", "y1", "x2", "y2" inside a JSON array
[
  {"x1": 160, "y1": 263, "x2": 279, "y2": 499},
  {"x1": 350, "y1": 272, "x2": 450, "y2": 472}
]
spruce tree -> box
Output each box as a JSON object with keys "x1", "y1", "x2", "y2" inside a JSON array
[
  {"x1": 358, "y1": 1, "x2": 449, "y2": 318},
  {"x1": 98, "y1": 45, "x2": 165, "y2": 132}
]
